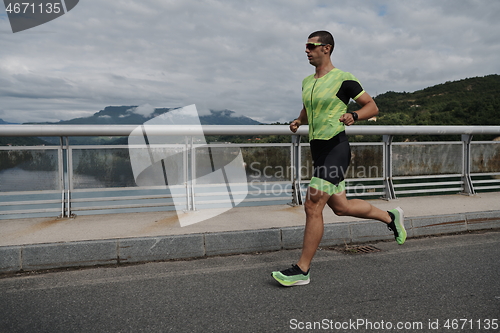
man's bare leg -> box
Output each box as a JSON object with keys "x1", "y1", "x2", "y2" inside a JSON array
[
  {"x1": 327, "y1": 191, "x2": 392, "y2": 223},
  {"x1": 272, "y1": 188, "x2": 405, "y2": 286},
  {"x1": 297, "y1": 190, "x2": 392, "y2": 272},
  {"x1": 296, "y1": 187, "x2": 331, "y2": 272}
]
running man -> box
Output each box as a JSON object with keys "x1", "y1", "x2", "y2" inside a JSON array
[{"x1": 272, "y1": 31, "x2": 406, "y2": 287}]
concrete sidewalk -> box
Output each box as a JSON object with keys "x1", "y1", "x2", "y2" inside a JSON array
[{"x1": 1, "y1": 192, "x2": 499, "y2": 274}]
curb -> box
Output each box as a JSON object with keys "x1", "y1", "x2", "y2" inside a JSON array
[{"x1": 1, "y1": 210, "x2": 500, "y2": 274}]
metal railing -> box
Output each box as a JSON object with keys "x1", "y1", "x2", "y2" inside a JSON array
[{"x1": 1, "y1": 125, "x2": 499, "y2": 219}]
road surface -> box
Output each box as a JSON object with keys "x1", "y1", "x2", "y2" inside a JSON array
[{"x1": 1, "y1": 231, "x2": 499, "y2": 332}]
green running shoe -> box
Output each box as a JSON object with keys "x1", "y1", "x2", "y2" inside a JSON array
[
  {"x1": 272, "y1": 264, "x2": 310, "y2": 287},
  {"x1": 387, "y1": 207, "x2": 406, "y2": 245}
]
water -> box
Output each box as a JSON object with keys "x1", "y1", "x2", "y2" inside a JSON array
[
  {"x1": 0, "y1": 167, "x2": 292, "y2": 219},
  {"x1": 0, "y1": 167, "x2": 60, "y2": 192}
]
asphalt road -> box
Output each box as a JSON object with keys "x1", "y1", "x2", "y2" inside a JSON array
[{"x1": 1, "y1": 231, "x2": 499, "y2": 333}]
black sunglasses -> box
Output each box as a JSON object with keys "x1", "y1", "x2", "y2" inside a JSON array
[{"x1": 305, "y1": 42, "x2": 328, "y2": 50}]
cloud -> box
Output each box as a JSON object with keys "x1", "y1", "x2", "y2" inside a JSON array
[
  {"x1": 0, "y1": 0, "x2": 498, "y2": 124},
  {"x1": 127, "y1": 104, "x2": 156, "y2": 118}
]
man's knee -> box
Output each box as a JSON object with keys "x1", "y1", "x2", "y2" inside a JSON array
[
  {"x1": 304, "y1": 196, "x2": 327, "y2": 217},
  {"x1": 304, "y1": 199, "x2": 318, "y2": 214}
]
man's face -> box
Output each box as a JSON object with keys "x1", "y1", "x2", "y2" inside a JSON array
[{"x1": 305, "y1": 36, "x2": 328, "y2": 66}]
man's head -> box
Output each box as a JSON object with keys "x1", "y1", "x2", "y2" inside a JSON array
[
  {"x1": 307, "y1": 30, "x2": 334, "y2": 55},
  {"x1": 305, "y1": 31, "x2": 334, "y2": 67}
]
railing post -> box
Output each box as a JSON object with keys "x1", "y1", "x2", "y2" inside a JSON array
[
  {"x1": 461, "y1": 134, "x2": 475, "y2": 195},
  {"x1": 383, "y1": 135, "x2": 396, "y2": 200},
  {"x1": 183, "y1": 135, "x2": 191, "y2": 211},
  {"x1": 60, "y1": 136, "x2": 74, "y2": 218},
  {"x1": 59, "y1": 137, "x2": 65, "y2": 218},
  {"x1": 290, "y1": 135, "x2": 303, "y2": 206},
  {"x1": 190, "y1": 135, "x2": 196, "y2": 211}
]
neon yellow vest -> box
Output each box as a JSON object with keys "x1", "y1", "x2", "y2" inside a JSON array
[{"x1": 302, "y1": 68, "x2": 365, "y2": 141}]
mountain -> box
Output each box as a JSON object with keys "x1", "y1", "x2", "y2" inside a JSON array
[
  {"x1": 50, "y1": 106, "x2": 261, "y2": 126},
  {"x1": 349, "y1": 74, "x2": 500, "y2": 126},
  {"x1": 199, "y1": 109, "x2": 262, "y2": 125},
  {"x1": 0, "y1": 119, "x2": 17, "y2": 125},
  {"x1": 35, "y1": 106, "x2": 261, "y2": 145},
  {"x1": 0, "y1": 119, "x2": 36, "y2": 145},
  {"x1": 0, "y1": 136, "x2": 47, "y2": 146},
  {"x1": 346, "y1": 74, "x2": 500, "y2": 141}
]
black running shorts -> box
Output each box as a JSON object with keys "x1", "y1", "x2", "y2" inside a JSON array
[{"x1": 309, "y1": 131, "x2": 351, "y2": 195}]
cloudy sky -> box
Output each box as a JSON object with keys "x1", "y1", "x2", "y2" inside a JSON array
[{"x1": 0, "y1": 0, "x2": 499, "y2": 124}]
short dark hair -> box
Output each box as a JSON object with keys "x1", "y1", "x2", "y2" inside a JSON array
[{"x1": 308, "y1": 30, "x2": 335, "y2": 54}]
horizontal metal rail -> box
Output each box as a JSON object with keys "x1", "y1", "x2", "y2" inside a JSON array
[
  {"x1": 1, "y1": 124, "x2": 500, "y2": 137},
  {"x1": 1, "y1": 125, "x2": 499, "y2": 219}
]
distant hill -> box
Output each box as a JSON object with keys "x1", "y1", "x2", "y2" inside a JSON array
[
  {"x1": 45, "y1": 106, "x2": 262, "y2": 126},
  {"x1": 2, "y1": 106, "x2": 261, "y2": 145},
  {"x1": 35, "y1": 106, "x2": 261, "y2": 145},
  {"x1": 0, "y1": 136, "x2": 47, "y2": 146},
  {"x1": 0, "y1": 119, "x2": 40, "y2": 145},
  {"x1": 0, "y1": 119, "x2": 17, "y2": 125},
  {"x1": 347, "y1": 74, "x2": 500, "y2": 141},
  {"x1": 349, "y1": 74, "x2": 500, "y2": 126}
]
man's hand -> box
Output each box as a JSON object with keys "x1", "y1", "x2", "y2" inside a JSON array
[
  {"x1": 339, "y1": 113, "x2": 356, "y2": 126},
  {"x1": 290, "y1": 119, "x2": 301, "y2": 133}
]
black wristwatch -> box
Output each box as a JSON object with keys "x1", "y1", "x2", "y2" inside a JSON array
[{"x1": 349, "y1": 112, "x2": 358, "y2": 121}]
